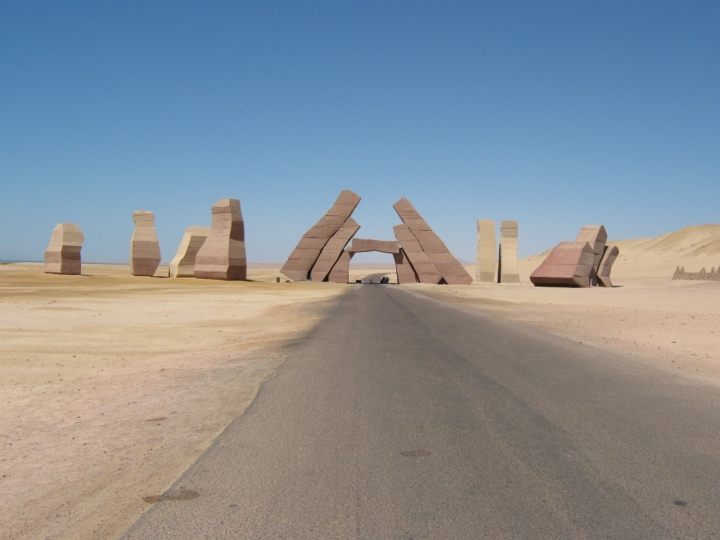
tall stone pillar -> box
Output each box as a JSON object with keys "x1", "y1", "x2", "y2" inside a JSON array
[
  {"x1": 498, "y1": 220, "x2": 520, "y2": 283},
  {"x1": 476, "y1": 220, "x2": 496, "y2": 283}
]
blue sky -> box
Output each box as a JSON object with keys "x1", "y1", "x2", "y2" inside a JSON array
[{"x1": 1, "y1": 1, "x2": 718, "y2": 263}]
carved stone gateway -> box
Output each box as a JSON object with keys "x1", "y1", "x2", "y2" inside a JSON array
[
  {"x1": 282, "y1": 191, "x2": 470, "y2": 285},
  {"x1": 44, "y1": 223, "x2": 84, "y2": 275},
  {"x1": 194, "y1": 199, "x2": 246, "y2": 280},
  {"x1": 130, "y1": 211, "x2": 162, "y2": 277}
]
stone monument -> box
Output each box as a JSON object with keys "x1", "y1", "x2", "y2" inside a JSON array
[
  {"x1": 530, "y1": 241, "x2": 595, "y2": 287},
  {"x1": 575, "y1": 225, "x2": 607, "y2": 286},
  {"x1": 130, "y1": 211, "x2": 162, "y2": 277},
  {"x1": 169, "y1": 226, "x2": 209, "y2": 278},
  {"x1": 476, "y1": 219, "x2": 496, "y2": 283},
  {"x1": 597, "y1": 245, "x2": 619, "y2": 287},
  {"x1": 498, "y1": 220, "x2": 520, "y2": 283},
  {"x1": 194, "y1": 199, "x2": 246, "y2": 280},
  {"x1": 393, "y1": 198, "x2": 472, "y2": 285},
  {"x1": 282, "y1": 190, "x2": 361, "y2": 281},
  {"x1": 44, "y1": 223, "x2": 84, "y2": 275}
]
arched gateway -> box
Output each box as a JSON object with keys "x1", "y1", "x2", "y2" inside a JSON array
[{"x1": 281, "y1": 190, "x2": 473, "y2": 285}]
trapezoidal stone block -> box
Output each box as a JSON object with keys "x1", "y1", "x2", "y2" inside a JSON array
[
  {"x1": 394, "y1": 248, "x2": 419, "y2": 284},
  {"x1": 530, "y1": 241, "x2": 595, "y2": 287},
  {"x1": 169, "y1": 226, "x2": 210, "y2": 278},
  {"x1": 348, "y1": 238, "x2": 400, "y2": 254},
  {"x1": 310, "y1": 217, "x2": 360, "y2": 282},
  {"x1": 44, "y1": 223, "x2": 84, "y2": 275},
  {"x1": 393, "y1": 198, "x2": 472, "y2": 285},
  {"x1": 328, "y1": 250, "x2": 352, "y2": 283},
  {"x1": 194, "y1": 199, "x2": 246, "y2": 280},
  {"x1": 130, "y1": 211, "x2": 162, "y2": 276},
  {"x1": 476, "y1": 219, "x2": 496, "y2": 283},
  {"x1": 281, "y1": 190, "x2": 361, "y2": 281},
  {"x1": 393, "y1": 224, "x2": 443, "y2": 284},
  {"x1": 575, "y1": 225, "x2": 607, "y2": 286},
  {"x1": 597, "y1": 245, "x2": 619, "y2": 288},
  {"x1": 498, "y1": 220, "x2": 520, "y2": 284}
]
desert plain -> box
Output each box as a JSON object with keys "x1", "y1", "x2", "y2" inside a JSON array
[{"x1": 1, "y1": 224, "x2": 719, "y2": 539}]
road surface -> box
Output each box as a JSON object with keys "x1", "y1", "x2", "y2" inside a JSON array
[{"x1": 122, "y1": 285, "x2": 720, "y2": 539}]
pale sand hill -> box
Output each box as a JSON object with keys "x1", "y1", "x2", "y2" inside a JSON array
[{"x1": 519, "y1": 224, "x2": 720, "y2": 281}]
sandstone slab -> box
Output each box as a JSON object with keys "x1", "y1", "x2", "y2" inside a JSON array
[
  {"x1": 282, "y1": 190, "x2": 361, "y2": 281},
  {"x1": 194, "y1": 199, "x2": 246, "y2": 280},
  {"x1": 530, "y1": 241, "x2": 595, "y2": 287},
  {"x1": 393, "y1": 198, "x2": 472, "y2": 285},
  {"x1": 130, "y1": 211, "x2": 161, "y2": 277},
  {"x1": 169, "y1": 226, "x2": 210, "y2": 278},
  {"x1": 44, "y1": 223, "x2": 84, "y2": 275},
  {"x1": 310, "y1": 218, "x2": 360, "y2": 282},
  {"x1": 498, "y1": 220, "x2": 520, "y2": 284}
]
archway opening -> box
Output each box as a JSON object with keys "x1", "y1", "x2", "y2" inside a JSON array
[{"x1": 348, "y1": 251, "x2": 397, "y2": 283}]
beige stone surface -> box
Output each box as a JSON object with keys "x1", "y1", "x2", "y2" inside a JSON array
[
  {"x1": 0, "y1": 263, "x2": 344, "y2": 540},
  {"x1": 169, "y1": 226, "x2": 209, "y2": 278},
  {"x1": 130, "y1": 211, "x2": 162, "y2": 277},
  {"x1": 309, "y1": 218, "x2": 360, "y2": 282},
  {"x1": 476, "y1": 219, "x2": 496, "y2": 283},
  {"x1": 597, "y1": 245, "x2": 619, "y2": 287},
  {"x1": 575, "y1": 225, "x2": 608, "y2": 285},
  {"x1": 194, "y1": 199, "x2": 246, "y2": 281},
  {"x1": 44, "y1": 223, "x2": 84, "y2": 275},
  {"x1": 498, "y1": 220, "x2": 520, "y2": 283},
  {"x1": 328, "y1": 250, "x2": 352, "y2": 283},
  {"x1": 282, "y1": 190, "x2": 361, "y2": 281}
]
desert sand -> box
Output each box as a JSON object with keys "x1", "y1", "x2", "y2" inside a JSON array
[{"x1": 0, "y1": 263, "x2": 343, "y2": 539}]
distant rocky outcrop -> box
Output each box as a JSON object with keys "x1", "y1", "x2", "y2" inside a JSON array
[{"x1": 672, "y1": 266, "x2": 720, "y2": 281}]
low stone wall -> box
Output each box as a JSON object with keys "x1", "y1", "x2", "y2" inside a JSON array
[{"x1": 672, "y1": 266, "x2": 720, "y2": 281}]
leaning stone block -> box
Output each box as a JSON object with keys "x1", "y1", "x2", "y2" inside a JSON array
[
  {"x1": 194, "y1": 198, "x2": 247, "y2": 280},
  {"x1": 169, "y1": 226, "x2": 209, "y2": 278},
  {"x1": 394, "y1": 248, "x2": 419, "y2": 284},
  {"x1": 597, "y1": 245, "x2": 619, "y2": 287},
  {"x1": 44, "y1": 223, "x2": 84, "y2": 275},
  {"x1": 282, "y1": 190, "x2": 361, "y2": 281},
  {"x1": 328, "y1": 250, "x2": 352, "y2": 283},
  {"x1": 310, "y1": 218, "x2": 360, "y2": 282},
  {"x1": 393, "y1": 224, "x2": 443, "y2": 284},
  {"x1": 130, "y1": 211, "x2": 162, "y2": 276},
  {"x1": 530, "y1": 241, "x2": 595, "y2": 287},
  {"x1": 575, "y1": 225, "x2": 607, "y2": 285},
  {"x1": 393, "y1": 198, "x2": 472, "y2": 285}
]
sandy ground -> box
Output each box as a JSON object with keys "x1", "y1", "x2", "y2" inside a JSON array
[{"x1": 0, "y1": 263, "x2": 344, "y2": 539}]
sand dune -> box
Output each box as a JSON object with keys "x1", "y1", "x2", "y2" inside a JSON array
[{"x1": 520, "y1": 224, "x2": 720, "y2": 281}]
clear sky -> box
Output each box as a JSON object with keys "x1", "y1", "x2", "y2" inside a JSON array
[{"x1": 1, "y1": 1, "x2": 718, "y2": 263}]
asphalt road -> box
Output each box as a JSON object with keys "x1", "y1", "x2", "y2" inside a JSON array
[{"x1": 122, "y1": 285, "x2": 720, "y2": 539}]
